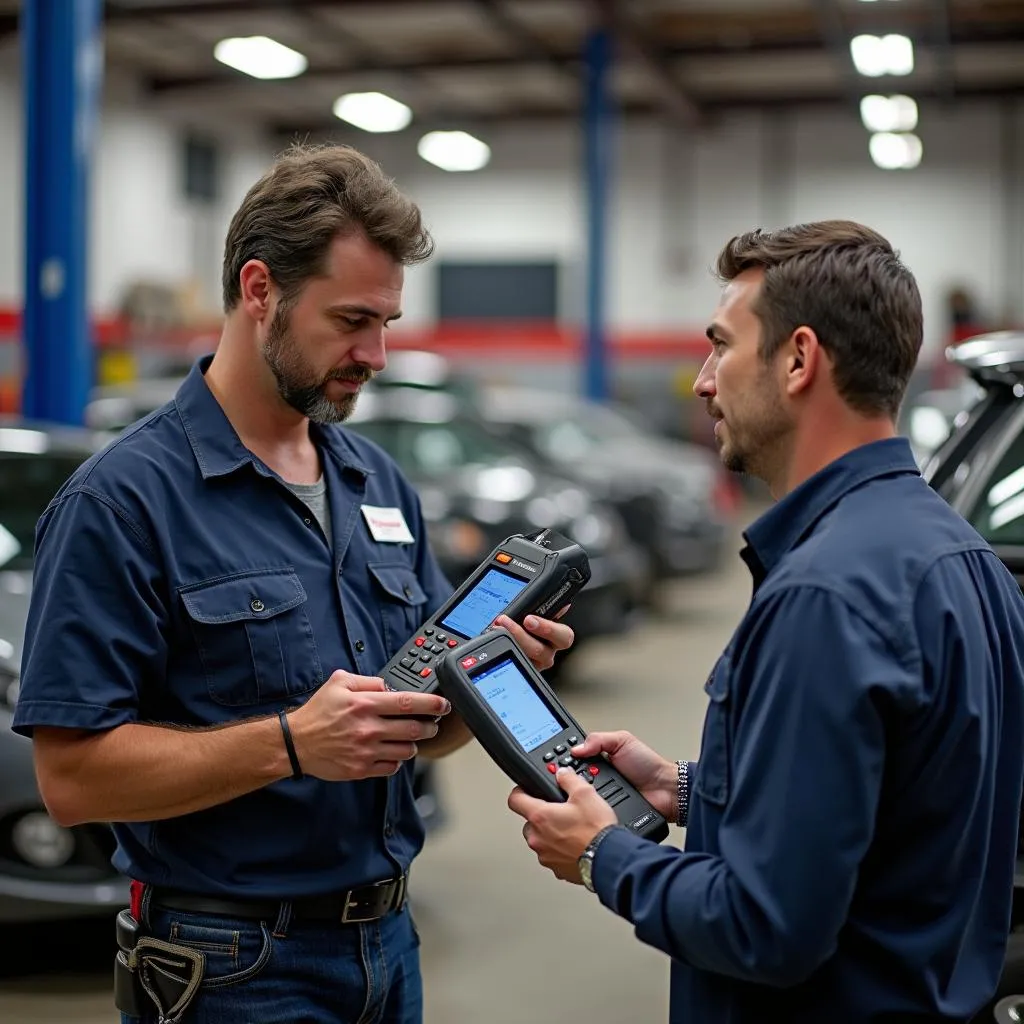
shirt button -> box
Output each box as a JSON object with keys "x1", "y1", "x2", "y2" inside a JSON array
[
  {"x1": 303, "y1": 518, "x2": 312, "y2": 526},
  {"x1": 355, "y1": 640, "x2": 365, "y2": 653},
  {"x1": 250, "y1": 598, "x2": 265, "y2": 613},
  {"x1": 384, "y1": 823, "x2": 394, "y2": 838},
  {"x1": 403, "y1": 585, "x2": 413, "y2": 599}
]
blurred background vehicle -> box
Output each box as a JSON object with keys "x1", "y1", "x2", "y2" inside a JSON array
[
  {"x1": 916, "y1": 331, "x2": 1024, "y2": 1023},
  {"x1": 346, "y1": 385, "x2": 648, "y2": 665},
  {"x1": 0, "y1": 419, "x2": 126, "y2": 922},
  {"x1": 375, "y1": 350, "x2": 740, "y2": 598}
]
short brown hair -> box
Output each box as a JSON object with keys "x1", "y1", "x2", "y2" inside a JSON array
[
  {"x1": 715, "y1": 220, "x2": 922, "y2": 417},
  {"x1": 222, "y1": 142, "x2": 434, "y2": 312}
]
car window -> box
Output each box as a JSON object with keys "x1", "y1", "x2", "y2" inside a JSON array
[
  {"x1": 349, "y1": 419, "x2": 526, "y2": 474},
  {"x1": 964, "y1": 424, "x2": 1024, "y2": 545},
  {"x1": 0, "y1": 452, "x2": 88, "y2": 570}
]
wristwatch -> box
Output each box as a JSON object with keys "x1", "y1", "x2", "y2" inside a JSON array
[{"x1": 578, "y1": 825, "x2": 620, "y2": 893}]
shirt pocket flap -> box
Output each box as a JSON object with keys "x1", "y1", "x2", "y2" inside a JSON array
[
  {"x1": 180, "y1": 569, "x2": 307, "y2": 625},
  {"x1": 367, "y1": 562, "x2": 427, "y2": 606},
  {"x1": 704, "y1": 660, "x2": 731, "y2": 702}
]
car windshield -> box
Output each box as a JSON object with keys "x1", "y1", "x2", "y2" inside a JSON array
[
  {"x1": 348, "y1": 419, "x2": 527, "y2": 475},
  {"x1": 965, "y1": 424, "x2": 1024, "y2": 545},
  {"x1": 0, "y1": 452, "x2": 88, "y2": 570}
]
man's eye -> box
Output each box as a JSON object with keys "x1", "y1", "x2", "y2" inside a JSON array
[{"x1": 343, "y1": 317, "x2": 365, "y2": 328}]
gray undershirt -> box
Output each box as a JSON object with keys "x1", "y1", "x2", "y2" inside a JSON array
[{"x1": 286, "y1": 477, "x2": 333, "y2": 550}]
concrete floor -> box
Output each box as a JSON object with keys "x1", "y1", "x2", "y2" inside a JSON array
[{"x1": 0, "y1": 515, "x2": 754, "y2": 1024}]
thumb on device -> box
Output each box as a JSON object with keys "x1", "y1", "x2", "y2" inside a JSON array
[{"x1": 555, "y1": 766, "x2": 588, "y2": 796}]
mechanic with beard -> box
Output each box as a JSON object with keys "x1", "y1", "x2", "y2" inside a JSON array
[
  {"x1": 11, "y1": 143, "x2": 574, "y2": 1024},
  {"x1": 508, "y1": 221, "x2": 1024, "y2": 1023}
]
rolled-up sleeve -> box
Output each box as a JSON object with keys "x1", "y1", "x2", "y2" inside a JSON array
[
  {"x1": 592, "y1": 585, "x2": 899, "y2": 987},
  {"x1": 12, "y1": 487, "x2": 169, "y2": 737}
]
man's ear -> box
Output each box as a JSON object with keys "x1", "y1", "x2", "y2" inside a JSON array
[
  {"x1": 784, "y1": 326, "x2": 822, "y2": 397},
  {"x1": 238, "y1": 260, "x2": 274, "y2": 323}
]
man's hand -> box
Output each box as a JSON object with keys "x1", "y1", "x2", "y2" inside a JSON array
[
  {"x1": 570, "y1": 731, "x2": 677, "y2": 821},
  {"x1": 495, "y1": 607, "x2": 574, "y2": 672},
  {"x1": 288, "y1": 670, "x2": 451, "y2": 781},
  {"x1": 507, "y1": 768, "x2": 617, "y2": 884}
]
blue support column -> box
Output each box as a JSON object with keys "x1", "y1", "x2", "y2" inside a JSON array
[
  {"x1": 22, "y1": 0, "x2": 103, "y2": 425},
  {"x1": 583, "y1": 27, "x2": 612, "y2": 402}
]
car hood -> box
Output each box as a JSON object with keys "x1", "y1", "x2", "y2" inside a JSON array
[{"x1": 0, "y1": 570, "x2": 31, "y2": 677}]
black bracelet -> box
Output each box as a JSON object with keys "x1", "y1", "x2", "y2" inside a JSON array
[{"x1": 278, "y1": 709, "x2": 304, "y2": 781}]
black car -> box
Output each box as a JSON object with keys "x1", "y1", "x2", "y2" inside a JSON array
[
  {"x1": 917, "y1": 331, "x2": 1024, "y2": 1020},
  {"x1": 0, "y1": 418, "x2": 127, "y2": 921},
  {"x1": 345, "y1": 386, "x2": 648, "y2": 650}
]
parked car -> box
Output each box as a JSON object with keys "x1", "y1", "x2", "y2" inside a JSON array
[
  {"x1": 345, "y1": 386, "x2": 648, "y2": 651},
  {"x1": 0, "y1": 418, "x2": 127, "y2": 921},
  {"x1": 916, "y1": 331, "x2": 1024, "y2": 1022},
  {"x1": 470, "y1": 384, "x2": 738, "y2": 586},
  {"x1": 899, "y1": 377, "x2": 985, "y2": 467}
]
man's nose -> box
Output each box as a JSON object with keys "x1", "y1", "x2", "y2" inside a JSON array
[
  {"x1": 353, "y1": 328, "x2": 388, "y2": 373},
  {"x1": 693, "y1": 355, "x2": 716, "y2": 400}
]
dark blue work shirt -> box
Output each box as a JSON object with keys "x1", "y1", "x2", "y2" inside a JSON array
[
  {"x1": 593, "y1": 438, "x2": 1024, "y2": 1022},
  {"x1": 13, "y1": 357, "x2": 451, "y2": 897}
]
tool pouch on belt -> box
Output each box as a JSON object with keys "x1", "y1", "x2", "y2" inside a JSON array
[{"x1": 114, "y1": 908, "x2": 205, "y2": 1023}]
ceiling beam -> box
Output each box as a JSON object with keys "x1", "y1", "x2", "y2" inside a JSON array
[
  {"x1": 932, "y1": 0, "x2": 956, "y2": 102},
  {"x1": 267, "y1": 79, "x2": 1024, "y2": 137},
  {"x1": 594, "y1": 0, "x2": 702, "y2": 129},
  {"x1": 474, "y1": 0, "x2": 578, "y2": 84}
]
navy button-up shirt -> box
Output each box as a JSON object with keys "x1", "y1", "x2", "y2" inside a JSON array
[
  {"x1": 13, "y1": 357, "x2": 451, "y2": 897},
  {"x1": 592, "y1": 439, "x2": 1024, "y2": 1022}
]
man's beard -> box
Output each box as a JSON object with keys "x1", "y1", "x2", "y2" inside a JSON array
[
  {"x1": 713, "y1": 373, "x2": 791, "y2": 480},
  {"x1": 262, "y1": 306, "x2": 374, "y2": 424}
]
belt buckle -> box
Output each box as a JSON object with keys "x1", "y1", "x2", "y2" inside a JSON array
[{"x1": 340, "y1": 878, "x2": 401, "y2": 924}]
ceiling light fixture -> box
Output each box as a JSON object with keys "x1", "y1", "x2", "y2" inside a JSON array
[
  {"x1": 860, "y1": 94, "x2": 919, "y2": 132},
  {"x1": 869, "y1": 131, "x2": 923, "y2": 169},
  {"x1": 850, "y1": 34, "x2": 915, "y2": 77},
  {"x1": 213, "y1": 36, "x2": 308, "y2": 80},
  {"x1": 333, "y1": 92, "x2": 413, "y2": 133},
  {"x1": 417, "y1": 131, "x2": 491, "y2": 172}
]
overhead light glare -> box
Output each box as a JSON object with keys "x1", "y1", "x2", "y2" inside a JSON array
[
  {"x1": 213, "y1": 36, "x2": 308, "y2": 80},
  {"x1": 860, "y1": 94, "x2": 918, "y2": 132},
  {"x1": 417, "y1": 130, "x2": 491, "y2": 172},
  {"x1": 850, "y1": 34, "x2": 915, "y2": 77},
  {"x1": 869, "y1": 131, "x2": 923, "y2": 169},
  {"x1": 333, "y1": 92, "x2": 413, "y2": 133}
]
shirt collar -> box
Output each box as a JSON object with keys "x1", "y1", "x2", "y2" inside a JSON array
[
  {"x1": 741, "y1": 437, "x2": 921, "y2": 586},
  {"x1": 174, "y1": 355, "x2": 374, "y2": 480}
]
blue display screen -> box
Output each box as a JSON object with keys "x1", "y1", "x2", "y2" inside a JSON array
[
  {"x1": 439, "y1": 567, "x2": 530, "y2": 640},
  {"x1": 472, "y1": 657, "x2": 562, "y2": 752}
]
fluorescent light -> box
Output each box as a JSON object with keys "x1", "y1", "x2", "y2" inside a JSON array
[
  {"x1": 333, "y1": 92, "x2": 412, "y2": 133},
  {"x1": 417, "y1": 131, "x2": 491, "y2": 172},
  {"x1": 860, "y1": 94, "x2": 918, "y2": 132},
  {"x1": 851, "y1": 34, "x2": 914, "y2": 77},
  {"x1": 214, "y1": 36, "x2": 308, "y2": 80},
  {"x1": 869, "y1": 132, "x2": 923, "y2": 169}
]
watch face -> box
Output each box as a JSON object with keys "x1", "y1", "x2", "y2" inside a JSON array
[{"x1": 579, "y1": 851, "x2": 596, "y2": 892}]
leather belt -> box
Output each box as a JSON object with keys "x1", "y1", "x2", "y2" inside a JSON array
[{"x1": 149, "y1": 874, "x2": 407, "y2": 925}]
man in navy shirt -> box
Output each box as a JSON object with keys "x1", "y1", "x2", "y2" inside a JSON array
[
  {"x1": 509, "y1": 220, "x2": 1024, "y2": 1022},
  {"x1": 12, "y1": 143, "x2": 573, "y2": 1024}
]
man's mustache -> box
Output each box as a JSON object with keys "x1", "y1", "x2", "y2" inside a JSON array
[{"x1": 325, "y1": 367, "x2": 375, "y2": 385}]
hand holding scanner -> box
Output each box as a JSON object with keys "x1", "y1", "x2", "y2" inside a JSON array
[
  {"x1": 436, "y1": 628, "x2": 669, "y2": 843},
  {"x1": 381, "y1": 529, "x2": 590, "y2": 694}
]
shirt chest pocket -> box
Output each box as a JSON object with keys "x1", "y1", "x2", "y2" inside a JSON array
[
  {"x1": 367, "y1": 562, "x2": 428, "y2": 659},
  {"x1": 695, "y1": 653, "x2": 732, "y2": 807},
  {"x1": 180, "y1": 569, "x2": 323, "y2": 707}
]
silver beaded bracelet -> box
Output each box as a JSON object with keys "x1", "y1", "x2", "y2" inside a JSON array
[{"x1": 676, "y1": 760, "x2": 690, "y2": 827}]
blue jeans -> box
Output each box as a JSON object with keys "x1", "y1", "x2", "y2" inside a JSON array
[{"x1": 121, "y1": 895, "x2": 422, "y2": 1024}]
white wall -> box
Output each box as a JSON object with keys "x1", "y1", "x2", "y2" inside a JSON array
[{"x1": 0, "y1": 43, "x2": 1020, "y2": 356}]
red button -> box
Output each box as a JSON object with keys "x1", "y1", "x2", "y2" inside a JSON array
[
  {"x1": 546, "y1": 763, "x2": 558, "y2": 774},
  {"x1": 419, "y1": 668, "x2": 432, "y2": 678},
  {"x1": 588, "y1": 765, "x2": 600, "y2": 776},
  {"x1": 447, "y1": 639, "x2": 458, "y2": 648},
  {"x1": 460, "y1": 656, "x2": 477, "y2": 669},
  {"x1": 414, "y1": 637, "x2": 426, "y2": 647}
]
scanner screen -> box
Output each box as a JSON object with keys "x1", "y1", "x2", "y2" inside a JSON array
[
  {"x1": 439, "y1": 568, "x2": 529, "y2": 639},
  {"x1": 471, "y1": 657, "x2": 562, "y2": 752}
]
